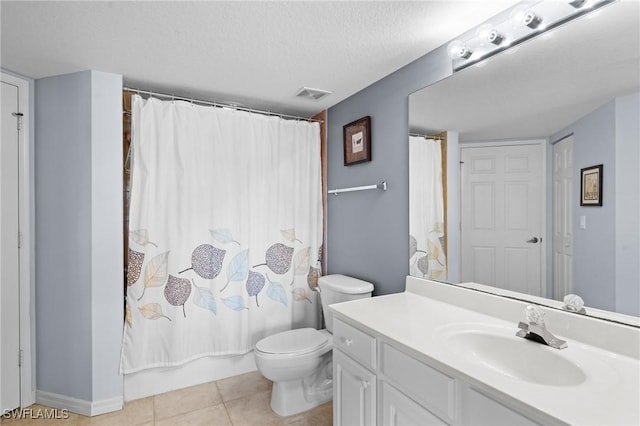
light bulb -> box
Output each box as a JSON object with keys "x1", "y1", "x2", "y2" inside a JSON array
[
  {"x1": 522, "y1": 10, "x2": 542, "y2": 28},
  {"x1": 475, "y1": 23, "x2": 493, "y2": 40},
  {"x1": 447, "y1": 40, "x2": 473, "y2": 60},
  {"x1": 457, "y1": 45, "x2": 473, "y2": 59},
  {"x1": 487, "y1": 29, "x2": 504, "y2": 45}
]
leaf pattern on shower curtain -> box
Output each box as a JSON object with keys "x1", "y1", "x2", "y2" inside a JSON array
[
  {"x1": 125, "y1": 302, "x2": 133, "y2": 327},
  {"x1": 138, "y1": 303, "x2": 171, "y2": 321},
  {"x1": 180, "y1": 244, "x2": 226, "y2": 279},
  {"x1": 137, "y1": 251, "x2": 170, "y2": 301},
  {"x1": 129, "y1": 229, "x2": 158, "y2": 247},
  {"x1": 292, "y1": 288, "x2": 312, "y2": 304},
  {"x1": 192, "y1": 283, "x2": 217, "y2": 315},
  {"x1": 246, "y1": 271, "x2": 266, "y2": 307},
  {"x1": 410, "y1": 226, "x2": 446, "y2": 280},
  {"x1": 221, "y1": 250, "x2": 249, "y2": 292},
  {"x1": 266, "y1": 275, "x2": 288, "y2": 307},
  {"x1": 222, "y1": 295, "x2": 249, "y2": 311},
  {"x1": 416, "y1": 255, "x2": 429, "y2": 276},
  {"x1": 253, "y1": 243, "x2": 294, "y2": 275},
  {"x1": 307, "y1": 266, "x2": 320, "y2": 290},
  {"x1": 127, "y1": 248, "x2": 145, "y2": 287},
  {"x1": 409, "y1": 235, "x2": 418, "y2": 258},
  {"x1": 210, "y1": 228, "x2": 240, "y2": 245},
  {"x1": 293, "y1": 247, "x2": 311, "y2": 275},
  {"x1": 164, "y1": 275, "x2": 192, "y2": 318},
  {"x1": 281, "y1": 228, "x2": 302, "y2": 243}
]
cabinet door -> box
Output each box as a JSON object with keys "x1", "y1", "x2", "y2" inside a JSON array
[
  {"x1": 334, "y1": 348, "x2": 376, "y2": 426},
  {"x1": 380, "y1": 381, "x2": 448, "y2": 426},
  {"x1": 460, "y1": 385, "x2": 540, "y2": 425}
]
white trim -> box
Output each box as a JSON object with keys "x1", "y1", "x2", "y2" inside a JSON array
[
  {"x1": 1, "y1": 71, "x2": 34, "y2": 408},
  {"x1": 123, "y1": 352, "x2": 256, "y2": 401},
  {"x1": 459, "y1": 138, "x2": 546, "y2": 149},
  {"x1": 35, "y1": 390, "x2": 122, "y2": 417},
  {"x1": 459, "y1": 139, "x2": 548, "y2": 298}
]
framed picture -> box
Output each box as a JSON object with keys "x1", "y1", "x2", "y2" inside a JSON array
[
  {"x1": 343, "y1": 116, "x2": 371, "y2": 166},
  {"x1": 580, "y1": 164, "x2": 603, "y2": 206}
]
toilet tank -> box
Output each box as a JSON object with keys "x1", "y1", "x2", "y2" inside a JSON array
[{"x1": 318, "y1": 274, "x2": 374, "y2": 333}]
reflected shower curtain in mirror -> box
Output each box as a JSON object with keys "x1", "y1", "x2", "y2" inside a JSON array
[
  {"x1": 409, "y1": 136, "x2": 446, "y2": 280},
  {"x1": 121, "y1": 95, "x2": 323, "y2": 374}
]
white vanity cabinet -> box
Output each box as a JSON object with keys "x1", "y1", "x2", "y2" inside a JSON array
[
  {"x1": 378, "y1": 342, "x2": 453, "y2": 425},
  {"x1": 334, "y1": 349, "x2": 376, "y2": 426},
  {"x1": 330, "y1": 277, "x2": 640, "y2": 425},
  {"x1": 333, "y1": 316, "x2": 377, "y2": 426},
  {"x1": 458, "y1": 384, "x2": 540, "y2": 426},
  {"x1": 333, "y1": 317, "x2": 542, "y2": 426}
]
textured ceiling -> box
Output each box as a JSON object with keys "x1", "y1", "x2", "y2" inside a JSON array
[
  {"x1": 1, "y1": 1, "x2": 520, "y2": 117},
  {"x1": 410, "y1": 0, "x2": 640, "y2": 141}
]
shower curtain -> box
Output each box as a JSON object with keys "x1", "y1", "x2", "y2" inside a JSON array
[
  {"x1": 409, "y1": 136, "x2": 447, "y2": 280},
  {"x1": 121, "y1": 95, "x2": 323, "y2": 374}
]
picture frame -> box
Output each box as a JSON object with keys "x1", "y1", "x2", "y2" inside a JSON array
[
  {"x1": 343, "y1": 116, "x2": 371, "y2": 166},
  {"x1": 580, "y1": 164, "x2": 603, "y2": 206}
]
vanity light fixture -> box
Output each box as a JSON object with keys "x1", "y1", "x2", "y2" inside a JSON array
[{"x1": 448, "y1": 0, "x2": 615, "y2": 72}]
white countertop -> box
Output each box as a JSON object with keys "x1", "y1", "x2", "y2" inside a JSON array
[{"x1": 329, "y1": 278, "x2": 640, "y2": 425}]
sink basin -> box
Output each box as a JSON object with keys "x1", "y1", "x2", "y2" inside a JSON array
[{"x1": 438, "y1": 325, "x2": 587, "y2": 386}]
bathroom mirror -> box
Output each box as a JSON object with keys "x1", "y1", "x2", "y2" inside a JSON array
[{"x1": 409, "y1": 0, "x2": 639, "y2": 320}]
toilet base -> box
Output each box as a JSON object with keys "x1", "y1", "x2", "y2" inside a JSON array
[{"x1": 270, "y1": 379, "x2": 332, "y2": 417}]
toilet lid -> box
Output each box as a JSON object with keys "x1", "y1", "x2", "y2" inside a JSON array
[{"x1": 255, "y1": 328, "x2": 328, "y2": 355}]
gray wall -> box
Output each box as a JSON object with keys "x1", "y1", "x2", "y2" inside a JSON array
[
  {"x1": 326, "y1": 47, "x2": 453, "y2": 295},
  {"x1": 614, "y1": 93, "x2": 639, "y2": 316},
  {"x1": 327, "y1": 39, "x2": 639, "y2": 313},
  {"x1": 550, "y1": 92, "x2": 639, "y2": 316},
  {"x1": 35, "y1": 70, "x2": 123, "y2": 402}
]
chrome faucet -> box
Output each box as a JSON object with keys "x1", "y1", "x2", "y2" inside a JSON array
[{"x1": 516, "y1": 305, "x2": 567, "y2": 349}]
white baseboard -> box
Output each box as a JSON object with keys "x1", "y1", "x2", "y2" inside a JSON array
[
  {"x1": 124, "y1": 352, "x2": 257, "y2": 402},
  {"x1": 35, "y1": 390, "x2": 122, "y2": 417}
]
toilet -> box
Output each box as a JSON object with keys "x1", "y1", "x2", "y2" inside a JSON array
[{"x1": 254, "y1": 274, "x2": 374, "y2": 416}]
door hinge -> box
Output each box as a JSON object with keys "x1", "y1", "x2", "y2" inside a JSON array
[
  {"x1": 19, "y1": 349, "x2": 24, "y2": 367},
  {"x1": 12, "y1": 112, "x2": 24, "y2": 131},
  {"x1": 18, "y1": 231, "x2": 23, "y2": 248}
]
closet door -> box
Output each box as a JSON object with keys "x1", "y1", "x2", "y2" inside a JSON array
[{"x1": 1, "y1": 79, "x2": 21, "y2": 413}]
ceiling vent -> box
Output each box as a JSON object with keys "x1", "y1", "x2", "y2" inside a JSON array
[{"x1": 295, "y1": 87, "x2": 332, "y2": 101}]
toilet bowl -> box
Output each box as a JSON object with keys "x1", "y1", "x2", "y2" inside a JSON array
[
  {"x1": 254, "y1": 274, "x2": 374, "y2": 416},
  {"x1": 254, "y1": 328, "x2": 333, "y2": 416}
]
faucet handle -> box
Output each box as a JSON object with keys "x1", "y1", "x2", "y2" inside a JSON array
[
  {"x1": 524, "y1": 305, "x2": 545, "y2": 326},
  {"x1": 563, "y1": 294, "x2": 586, "y2": 314}
]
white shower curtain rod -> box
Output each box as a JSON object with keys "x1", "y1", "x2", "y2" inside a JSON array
[{"x1": 123, "y1": 87, "x2": 323, "y2": 123}]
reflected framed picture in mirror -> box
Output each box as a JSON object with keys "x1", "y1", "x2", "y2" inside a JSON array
[
  {"x1": 580, "y1": 164, "x2": 603, "y2": 206},
  {"x1": 343, "y1": 116, "x2": 371, "y2": 166}
]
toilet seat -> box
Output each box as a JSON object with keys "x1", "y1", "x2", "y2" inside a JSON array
[{"x1": 255, "y1": 328, "x2": 328, "y2": 356}]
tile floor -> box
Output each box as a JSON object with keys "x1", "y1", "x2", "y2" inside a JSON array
[{"x1": 1, "y1": 372, "x2": 332, "y2": 426}]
